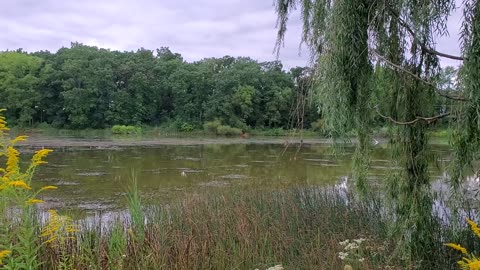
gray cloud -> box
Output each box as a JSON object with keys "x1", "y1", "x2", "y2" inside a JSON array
[
  {"x1": 0, "y1": 0, "x2": 308, "y2": 69},
  {"x1": 0, "y1": 0, "x2": 463, "y2": 69},
  {"x1": 435, "y1": 4, "x2": 463, "y2": 68}
]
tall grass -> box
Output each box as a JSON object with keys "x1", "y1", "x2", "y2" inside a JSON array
[
  {"x1": 31, "y1": 185, "x2": 479, "y2": 270},
  {"x1": 32, "y1": 188, "x2": 398, "y2": 270}
]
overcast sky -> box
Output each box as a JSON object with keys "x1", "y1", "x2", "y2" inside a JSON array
[{"x1": 0, "y1": 0, "x2": 463, "y2": 69}]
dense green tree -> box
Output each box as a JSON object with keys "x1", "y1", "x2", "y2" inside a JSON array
[
  {"x1": 0, "y1": 52, "x2": 43, "y2": 126},
  {"x1": 0, "y1": 43, "x2": 317, "y2": 131}
]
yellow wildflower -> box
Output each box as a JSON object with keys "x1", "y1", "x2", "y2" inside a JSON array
[
  {"x1": 445, "y1": 243, "x2": 468, "y2": 254},
  {"x1": 467, "y1": 219, "x2": 480, "y2": 239},
  {"x1": 11, "y1": 135, "x2": 28, "y2": 144},
  {"x1": 66, "y1": 226, "x2": 79, "y2": 233},
  {"x1": 41, "y1": 210, "x2": 77, "y2": 247},
  {"x1": 39, "y1": 185, "x2": 58, "y2": 192},
  {"x1": 5, "y1": 146, "x2": 20, "y2": 175},
  {"x1": 26, "y1": 198, "x2": 44, "y2": 205},
  {"x1": 0, "y1": 250, "x2": 11, "y2": 264},
  {"x1": 458, "y1": 257, "x2": 480, "y2": 270},
  {"x1": 446, "y1": 219, "x2": 480, "y2": 270},
  {"x1": 0, "y1": 113, "x2": 9, "y2": 132},
  {"x1": 8, "y1": 180, "x2": 32, "y2": 190},
  {"x1": 31, "y1": 149, "x2": 53, "y2": 166}
]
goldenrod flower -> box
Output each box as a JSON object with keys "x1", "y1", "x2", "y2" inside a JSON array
[
  {"x1": 0, "y1": 112, "x2": 10, "y2": 132},
  {"x1": 0, "y1": 250, "x2": 11, "y2": 264},
  {"x1": 5, "y1": 146, "x2": 20, "y2": 175},
  {"x1": 8, "y1": 180, "x2": 32, "y2": 190},
  {"x1": 446, "y1": 219, "x2": 480, "y2": 270},
  {"x1": 458, "y1": 257, "x2": 480, "y2": 270},
  {"x1": 11, "y1": 135, "x2": 28, "y2": 144},
  {"x1": 445, "y1": 243, "x2": 468, "y2": 254},
  {"x1": 39, "y1": 185, "x2": 58, "y2": 192},
  {"x1": 41, "y1": 210, "x2": 77, "y2": 247},
  {"x1": 467, "y1": 219, "x2": 480, "y2": 239},
  {"x1": 31, "y1": 149, "x2": 53, "y2": 166},
  {"x1": 26, "y1": 198, "x2": 44, "y2": 205}
]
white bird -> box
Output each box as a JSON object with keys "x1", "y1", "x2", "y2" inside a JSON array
[
  {"x1": 181, "y1": 171, "x2": 187, "y2": 177},
  {"x1": 372, "y1": 138, "x2": 379, "y2": 146}
]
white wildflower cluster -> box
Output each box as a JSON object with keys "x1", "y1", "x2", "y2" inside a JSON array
[
  {"x1": 266, "y1": 265, "x2": 284, "y2": 270},
  {"x1": 338, "y1": 251, "x2": 349, "y2": 260},
  {"x1": 338, "y1": 238, "x2": 367, "y2": 264},
  {"x1": 339, "y1": 240, "x2": 350, "y2": 246},
  {"x1": 254, "y1": 264, "x2": 284, "y2": 270},
  {"x1": 354, "y1": 238, "x2": 366, "y2": 244}
]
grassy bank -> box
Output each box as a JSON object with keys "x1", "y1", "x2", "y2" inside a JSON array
[
  {"x1": 11, "y1": 126, "x2": 322, "y2": 139},
  {"x1": 15, "y1": 123, "x2": 449, "y2": 141}
]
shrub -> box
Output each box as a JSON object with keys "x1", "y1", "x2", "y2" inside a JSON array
[
  {"x1": 203, "y1": 120, "x2": 242, "y2": 136},
  {"x1": 203, "y1": 119, "x2": 222, "y2": 134},
  {"x1": 36, "y1": 122, "x2": 52, "y2": 129},
  {"x1": 111, "y1": 125, "x2": 142, "y2": 135},
  {"x1": 216, "y1": 125, "x2": 242, "y2": 136},
  {"x1": 311, "y1": 119, "x2": 324, "y2": 132},
  {"x1": 262, "y1": 128, "x2": 285, "y2": 136},
  {"x1": 180, "y1": 122, "x2": 195, "y2": 132}
]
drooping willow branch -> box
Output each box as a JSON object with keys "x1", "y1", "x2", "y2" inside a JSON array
[
  {"x1": 386, "y1": 6, "x2": 465, "y2": 61},
  {"x1": 375, "y1": 106, "x2": 451, "y2": 125},
  {"x1": 372, "y1": 50, "x2": 468, "y2": 101}
]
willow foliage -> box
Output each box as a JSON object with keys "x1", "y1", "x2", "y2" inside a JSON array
[
  {"x1": 274, "y1": 0, "x2": 473, "y2": 265},
  {"x1": 452, "y1": 0, "x2": 480, "y2": 187}
]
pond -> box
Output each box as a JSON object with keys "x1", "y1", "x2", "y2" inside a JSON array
[{"x1": 20, "y1": 136, "x2": 452, "y2": 213}]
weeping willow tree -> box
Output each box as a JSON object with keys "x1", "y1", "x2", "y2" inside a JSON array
[
  {"x1": 275, "y1": 0, "x2": 480, "y2": 265},
  {"x1": 452, "y1": 1, "x2": 480, "y2": 186}
]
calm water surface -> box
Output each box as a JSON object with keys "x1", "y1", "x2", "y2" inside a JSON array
[{"x1": 22, "y1": 139, "x2": 451, "y2": 212}]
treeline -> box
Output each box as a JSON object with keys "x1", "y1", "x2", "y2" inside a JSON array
[{"x1": 0, "y1": 43, "x2": 319, "y2": 130}]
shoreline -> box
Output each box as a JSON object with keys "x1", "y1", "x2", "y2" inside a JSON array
[{"x1": 17, "y1": 135, "x2": 336, "y2": 149}]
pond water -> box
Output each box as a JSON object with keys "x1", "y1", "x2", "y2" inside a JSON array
[{"x1": 21, "y1": 137, "x2": 452, "y2": 213}]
